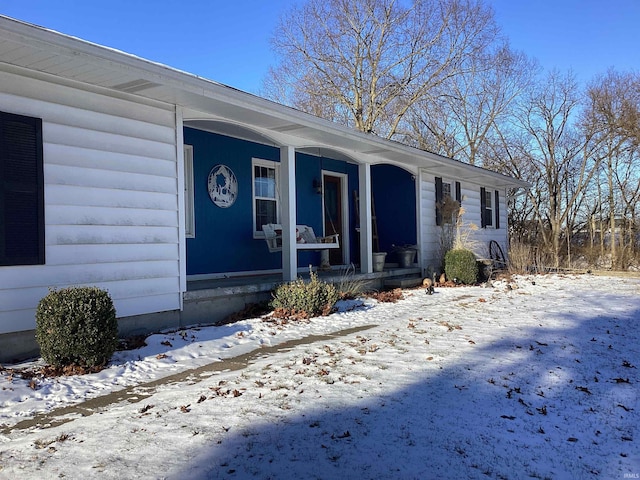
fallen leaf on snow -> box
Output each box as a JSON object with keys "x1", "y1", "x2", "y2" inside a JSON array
[{"x1": 613, "y1": 378, "x2": 631, "y2": 384}]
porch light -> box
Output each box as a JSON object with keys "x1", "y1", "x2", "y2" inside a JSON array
[{"x1": 313, "y1": 178, "x2": 323, "y2": 195}]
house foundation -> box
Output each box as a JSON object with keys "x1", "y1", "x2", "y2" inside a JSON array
[{"x1": 0, "y1": 268, "x2": 421, "y2": 364}]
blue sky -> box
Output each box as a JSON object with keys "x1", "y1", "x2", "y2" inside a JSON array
[{"x1": 1, "y1": 0, "x2": 637, "y2": 94}]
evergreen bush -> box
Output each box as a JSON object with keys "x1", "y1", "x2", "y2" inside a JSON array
[
  {"x1": 35, "y1": 286, "x2": 118, "y2": 368},
  {"x1": 270, "y1": 269, "x2": 340, "y2": 319},
  {"x1": 444, "y1": 248, "x2": 479, "y2": 285}
]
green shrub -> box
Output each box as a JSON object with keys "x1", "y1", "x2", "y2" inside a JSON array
[
  {"x1": 270, "y1": 270, "x2": 340, "y2": 319},
  {"x1": 35, "y1": 286, "x2": 118, "y2": 368},
  {"x1": 444, "y1": 248, "x2": 479, "y2": 285}
]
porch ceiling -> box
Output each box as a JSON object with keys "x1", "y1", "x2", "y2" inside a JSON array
[{"x1": 0, "y1": 15, "x2": 530, "y2": 190}]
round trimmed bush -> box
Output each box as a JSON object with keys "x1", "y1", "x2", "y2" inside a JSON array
[
  {"x1": 444, "y1": 248, "x2": 479, "y2": 285},
  {"x1": 35, "y1": 286, "x2": 118, "y2": 367}
]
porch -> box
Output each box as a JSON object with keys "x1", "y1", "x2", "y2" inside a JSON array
[{"x1": 182, "y1": 265, "x2": 422, "y2": 327}]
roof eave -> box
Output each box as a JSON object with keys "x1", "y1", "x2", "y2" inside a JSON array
[{"x1": 0, "y1": 14, "x2": 529, "y2": 190}]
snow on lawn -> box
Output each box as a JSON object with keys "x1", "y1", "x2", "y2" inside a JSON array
[{"x1": 1, "y1": 274, "x2": 639, "y2": 479}]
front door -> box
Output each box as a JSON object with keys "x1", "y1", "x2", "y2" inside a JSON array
[{"x1": 323, "y1": 174, "x2": 345, "y2": 265}]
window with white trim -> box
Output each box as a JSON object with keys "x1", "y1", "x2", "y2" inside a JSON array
[
  {"x1": 484, "y1": 188, "x2": 493, "y2": 227},
  {"x1": 435, "y1": 177, "x2": 461, "y2": 226},
  {"x1": 183, "y1": 145, "x2": 195, "y2": 238},
  {"x1": 442, "y1": 181, "x2": 452, "y2": 201},
  {"x1": 480, "y1": 187, "x2": 500, "y2": 229},
  {"x1": 252, "y1": 158, "x2": 279, "y2": 236}
]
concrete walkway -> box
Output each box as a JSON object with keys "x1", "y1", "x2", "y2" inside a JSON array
[{"x1": 2, "y1": 324, "x2": 376, "y2": 435}]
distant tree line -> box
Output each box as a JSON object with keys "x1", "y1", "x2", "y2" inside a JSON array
[{"x1": 263, "y1": 0, "x2": 640, "y2": 271}]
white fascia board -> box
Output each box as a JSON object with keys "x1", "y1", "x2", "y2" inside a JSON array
[{"x1": 0, "y1": 15, "x2": 528, "y2": 191}]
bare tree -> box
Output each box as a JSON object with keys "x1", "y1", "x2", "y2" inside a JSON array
[
  {"x1": 406, "y1": 42, "x2": 537, "y2": 165},
  {"x1": 587, "y1": 69, "x2": 640, "y2": 145},
  {"x1": 264, "y1": 0, "x2": 498, "y2": 139},
  {"x1": 494, "y1": 71, "x2": 601, "y2": 268},
  {"x1": 263, "y1": 0, "x2": 640, "y2": 271},
  {"x1": 584, "y1": 70, "x2": 640, "y2": 267}
]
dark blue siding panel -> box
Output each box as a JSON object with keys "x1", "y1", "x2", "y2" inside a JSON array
[
  {"x1": 371, "y1": 164, "x2": 417, "y2": 260},
  {"x1": 295, "y1": 153, "x2": 322, "y2": 267},
  {"x1": 347, "y1": 162, "x2": 360, "y2": 261},
  {"x1": 184, "y1": 128, "x2": 281, "y2": 275}
]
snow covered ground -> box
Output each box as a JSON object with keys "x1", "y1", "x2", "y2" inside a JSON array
[{"x1": 0, "y1": 273, "x2": 639, "y2": 479}]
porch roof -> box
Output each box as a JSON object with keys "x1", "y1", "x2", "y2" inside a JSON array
[{"x1": 0, "y1": 15, "x2": 529, "y2": 190}]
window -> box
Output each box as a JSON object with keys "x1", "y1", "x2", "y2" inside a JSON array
[
  {"x1": 0, "y1": 110, "x2": 45, "y2": 266},
  {"x1": 183, "y1": 145, "x2": 195, "y2": 238},
  {"x1": 480, "y1": 188, "x2": 500, "y2": 229},
  {"x1": 442, "y1": 181, "x2": 451, "y2": 200},
  {"x1": 435, "y1": 177, "x2": 461, "y2": 226},
  {"x1": 252, "y1": 159, "x2": 279, "y2": 236},
  {"x1": 483, "y1": 188, "x2": 493, "y2": 227}
]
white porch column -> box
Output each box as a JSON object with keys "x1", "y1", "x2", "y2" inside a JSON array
[
  {"x1": 175, "y1": 106, "x2": 186, "y2": 310},
  {"x1": 280, "y1": 145, "x2": 297, "y2": 281},
  {"x1": 359, "y1": 162, "x2": 373, "y2": 273},
  {"x1": 415, "y1": 169, "x2": 424, "y2": 276}
]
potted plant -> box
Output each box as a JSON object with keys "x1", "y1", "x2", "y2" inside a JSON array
[
  {"x1": 372, "y1": 251, "x2": 387, "y2": 272},
  {"x1": 393, "y1": 244, "x2": 417, "y2": 268}
]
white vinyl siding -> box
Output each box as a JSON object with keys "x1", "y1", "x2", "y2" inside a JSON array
[
  {"x1": 420, "y1": 170, "x2": 509, "y2": 271},
  {"x1": 468, "y1": 187, "x2": 508, "y2": 257},
  {"x1": 0, "y1": 69, "x2": 180, "y2": 334},
  {"x1": 419, "y1": 171, "x2": 440, "y2": 271}
]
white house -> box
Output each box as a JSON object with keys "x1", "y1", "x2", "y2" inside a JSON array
[{"x1": 0, "y1": 16, "x2": 528, "y2": 362}]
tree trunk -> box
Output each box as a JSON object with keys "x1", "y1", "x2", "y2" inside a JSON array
[{"x1": 608, "y1": 155, "x2": 616, "y2": 268}]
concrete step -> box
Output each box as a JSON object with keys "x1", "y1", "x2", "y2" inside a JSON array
[{"x1": 383, "y1": 275, "x2": 423, "y2": 289}]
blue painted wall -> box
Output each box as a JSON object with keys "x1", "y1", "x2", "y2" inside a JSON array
[
  {"x1": 295, "y1": 153, "x2": 360, "y2": 267},
  {"x1": 371, "y1": 164, "x2": 417, "y2": 261},
  {"x1": 184, "y1": 128, "x2": 360, "y2": 275},
  {"x1": 294, "y1": 153, "x2": 322, "y2": 268},
  {"x1": 184, "y1": 128, "x2": 280, "y2": 275}
]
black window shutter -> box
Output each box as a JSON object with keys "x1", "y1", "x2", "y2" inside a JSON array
[
  {"x1": 0, "y1": 111, "x2": 45, "y2": 266},
  {"x1": 455, "y1": 181, "x2": 461, "y2": 204},
  {"x1": 480, "y1": 187, "x2": 487, "y2": 228},
  {"x1": 494, "y1": 190, "x2": 500, "y2": 229},
  {"x1": 435, "y1": 177, "x2": 443, "y2": 226}
]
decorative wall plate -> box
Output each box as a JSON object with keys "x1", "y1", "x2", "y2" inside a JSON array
[{"x1": 207, "y1": 164, "x2": 238, "y2": 208}]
